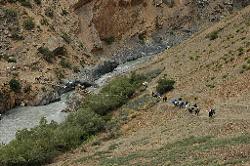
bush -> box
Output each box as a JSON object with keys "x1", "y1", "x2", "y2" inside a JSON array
[
  {"x1": 23, "y1": 17, "x2": 35, "y2": 30},
  {"x1": 83, "y1": 75, "x2": 145, "y2": 115},
  {"x1": 156, "y1": 78, "x2": 175, "y2": 95},
  {"x1": 37, "y1": 47, "x2": 54, "y2": 63},
  {"x1": 9, "y1": 78, "x2": 21, "y2": 92},
  {"x1": 206, "y1": 30, "x2": 219, "y2": 40}
]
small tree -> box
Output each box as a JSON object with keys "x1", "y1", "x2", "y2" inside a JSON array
[
  {"x1": 156, "y1": 78, "x2": 175, "y2": 95},
  {"x1": 9, "y1": 79, "x2": 21, "y2": 92}
]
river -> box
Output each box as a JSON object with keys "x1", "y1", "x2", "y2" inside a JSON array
[
  {"x1": 0, "y1": 30, "x2": 191, "y2": 144},
  {"x1": 0, "y1": 55, "x2": 154, "y2": 144}
]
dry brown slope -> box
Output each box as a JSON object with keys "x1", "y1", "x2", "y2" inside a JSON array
[{"x1": 49, "y1": 6, "x2": 250, "y2": 166}]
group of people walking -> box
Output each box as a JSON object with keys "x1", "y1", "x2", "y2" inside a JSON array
[
  {"x1": 169, "y1": 97, "x2": 216, "y2": 118},
  {"x1": 152, "y1": 92, "x2": 216, "y2": 118}
]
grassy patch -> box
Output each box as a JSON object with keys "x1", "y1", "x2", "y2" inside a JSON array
[{"x1": 99, "y1": 134, "x2": 250, "y2": 166}]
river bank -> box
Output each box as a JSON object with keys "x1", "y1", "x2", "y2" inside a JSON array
[
  {"x1": 0, "y1": 30, "x2": 191, "y2": 144},
  {"x1": 0, "y1": 30, "x2": 191, "y2": 115}
]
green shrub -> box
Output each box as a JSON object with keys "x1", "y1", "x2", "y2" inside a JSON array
[
  {"x1": 9, "y1": 78, "x2": 21, "y2": 92},
  {"x1": 83, "y1": 75, "x2": 145, "y2": 115},
  {"x1": 206, "y1": 30, "x2": 219, "y2": 40},
  {"x1": 37, "y1": 47, "x2": 54, "y2": 63},
  {"x1": 156, "y1": 78, "x2": 175, "y2": 95},
  {"x1": 23, "y1": 17, "x2": 35, "y2": 30}
]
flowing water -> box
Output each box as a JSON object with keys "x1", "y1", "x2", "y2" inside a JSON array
[{"x1": 0, "y1": 55, "x2": 154, "y2": 144}]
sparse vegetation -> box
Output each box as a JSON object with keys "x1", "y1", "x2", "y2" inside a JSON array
[
  {"x1": 3, "y1": 8, "x2": 17, "y2": 21},
  {"x1": 61, "y1": 32, "x2": 71, "y2": 44},
  {"x1": 23, "y1": 17, "x2": 35, "y2": 30},
  {"x1": 54, "y1": 68, "x2": 65, "y2": 79},
  {"x1": 206, "y1": 30, "x2": 219, "y2": 40},
  {"x1": 9, "y1": 27, "x2": 24, "y2": 40},
  {"x1": 9, "y1": 78, "x2": 21, "y2": 92},
  {"x1": 103, "y1": 36, "x2": 115, "y2": 45},
  {"x1": 40, "y1": 17, "x2": 49, "y2": 26},
  {"x1": 18, "y1": 0, "x2": 32, "y2": 7},
  {"x1": 238, "y1": 47, "x2": 244, "y2": 56},
  {"x1": 60, "y1": 58, "x2": 72, "y2": 69},
  {"x1": 37, "y1": 47, "x2": 54, "y2": 63},
  {"x1": 98, "y1": 135, "x2": 250, "y2": 166}
]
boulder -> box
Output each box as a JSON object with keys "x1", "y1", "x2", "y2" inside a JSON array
[{"x1": 45, "y1": 36, "x2": 66, "y2": 55}]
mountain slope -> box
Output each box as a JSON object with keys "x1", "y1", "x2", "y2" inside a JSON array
[
  {"x1": 49, "y1": 5, "x2": 250, "y2": 166},
  {"x1": 0, "y1": 0, "x2": 249, "y2": 113}
]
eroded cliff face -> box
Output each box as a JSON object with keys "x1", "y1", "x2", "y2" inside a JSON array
[
  {"x1": 75, "y1": 0, "x2": 189, "y2": 52},
  {"x1": 73, "y1": 0, "x2": 249, "y2": 53}
]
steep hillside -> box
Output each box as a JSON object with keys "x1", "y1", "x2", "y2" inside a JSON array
[
  {"x1": 49, "y1": 5, "x2": 250, "y2": 166},
  {"x1": 0, "y1": 0, "x2": 92, "y2": 113},
  {"x1": 0, "y1": 0, "x2": 249, "y2": 113},
  {"x1": 74, "y1": 0, "x2": 248, "y2": 54}
]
